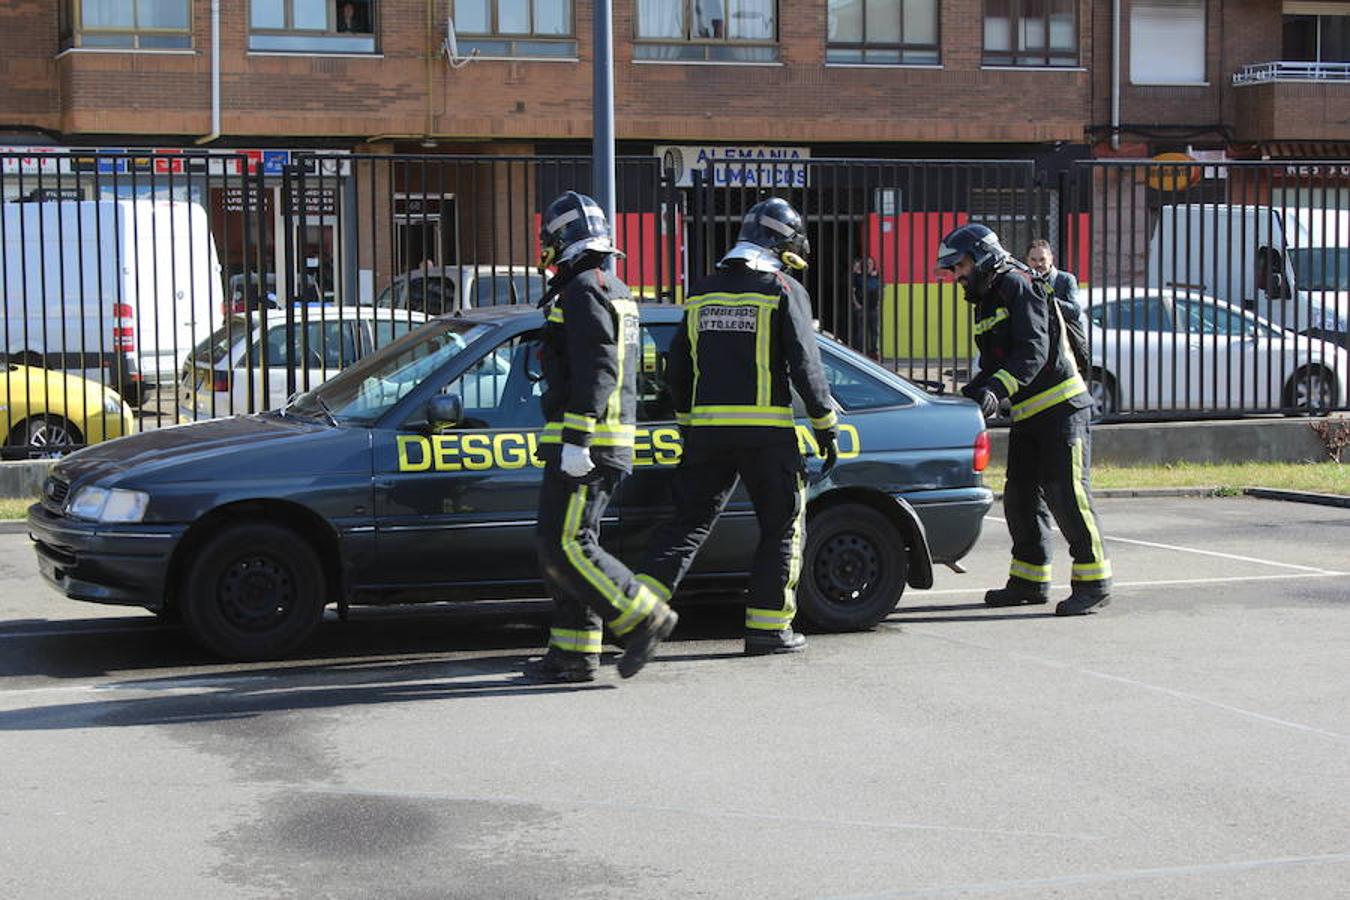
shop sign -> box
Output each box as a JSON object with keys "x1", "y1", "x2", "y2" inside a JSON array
[{"x1": 656, "y1": 145, "x2": 811, "y2": 188}]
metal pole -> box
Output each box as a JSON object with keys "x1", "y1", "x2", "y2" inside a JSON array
[{"x1": 593, "y1": 0, "x2": 617, "y2": 271}]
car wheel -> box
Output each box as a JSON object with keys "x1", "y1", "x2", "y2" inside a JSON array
[
  {"x1": 8, "y1": 415, "x2": 82, "y2": 459},
  {"x1": 1284, "y1": 366, "x2": 1336, "y2": 412},
  {"x1": 1088, "y1": 368, "x2": 1117, "y2": 420},
  {"x1": 180, "y1": 522, "x2": 326, "y2": 661},
  {"x1": 797, "y1": 504, "x2": 908, "y2": 632}
]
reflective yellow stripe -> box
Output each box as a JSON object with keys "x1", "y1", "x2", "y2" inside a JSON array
[
  {"x1": 687, "y1": 404, "x2": 794, "y2": 428},
  {"x1": 746, "y1": 607, "x2": 796, "y2": 631},
  {"x1": 809, "y1": 409, "x2": 838, "y2": 430},
  {"x1": 541, "y1": 421, "x2": 636, "y2": 446},
  {"x1": 675, "y1": 412, "x2": 691, "y2": 426},
  {"x1": 755, "y1": 304, "x2": 773, "y2": 408},
  {"x1": 636, "y1": 574, "x2": 672, "y2": 603},
  {"x1": 563, "y1": 413, "x2": 596, "y2": 433},
  {"x1": 1010, "y1": 375, "x2": 1087, "y2": 422},
  {"x1": 992, "y1": 369, "x2": 1019, "y2": 397},
  {"x1": 546, "y1": 306, "x2": 564, "y2": 324},
  {"x1": 549, "y1": 628, "x2": 602, "y2": 654},
  {"x1": 1072, "y1": 561, "x2": 1113, "y2": 581},
  {"x1": 973, "y1": 307, "x2": 1009, "y2": 335},
  {"x1": 1009, "y1": 559, "x2": 1052, "y2": 582},
  {"x1": 1071, "y1": 438, "x2": 1109, "y2": 577},
  {"x1": 688, "y1": 308, "x2": 702, "y2": 416},
  {"x1": 608, "y1": 299, "x2": 636, "y2": 430},
  {"x1": 685, "y1": 292, "x2": 780, "y2": 309},
  {"x1": 610, "y1": 585, "x2": 659, "y2": 636}
]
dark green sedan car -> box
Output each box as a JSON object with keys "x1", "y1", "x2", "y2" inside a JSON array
[{"x1": 28, "y1": 304, "x2": 994, "y2": 660}]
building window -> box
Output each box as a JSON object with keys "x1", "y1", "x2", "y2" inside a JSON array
[
  {"x1": 827, "y1": 0, "x2": 939, "y2": 65},
  {"x1": 634, "y1": 0, "x2": 778, "y2": 62},
  {"x1": 61, "y1": 0, "x2": 192, "y2": 49},
  {"x1": 1283, "y1": 13, "x2": 1350, "y2": 63},
  {"x1": 983, "y1": 0, "x2": 1077, "y2": 67},
  {"x1": 453, "y1": 0, "x2": 578, "y2": 58},
  {"x1": 250, "y1": 1, "x2": 378, "y2": 53},
  {"x1": 1129, "y1": 0, "x2": 1204, "y2": 84}
]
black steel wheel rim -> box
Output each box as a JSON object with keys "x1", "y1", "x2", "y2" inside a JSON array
[
  {"x1": 217, "y1": 553, "x2": 295, "y2": 632},
  {"x1": 812, "y1": 530, "x2": 882, "y2": 606}
]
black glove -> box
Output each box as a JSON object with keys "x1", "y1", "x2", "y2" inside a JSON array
[
  {"x1": 975, "y1": 388, "x2": 1000, "y2": 420},
  {"x1": 960, "y1": 382, "x2": 981, "y2": 400},
  {"x1": 814, "y1": 428, "x2": 839, "y2": 477}
]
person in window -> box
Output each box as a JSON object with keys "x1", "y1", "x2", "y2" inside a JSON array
[
  {"x1": 850, "y1": 255, "x2": 881, "y2": 360},
  {"x1": 525, "y1": 191, "x2": 679, "y2": 684},
  {"x1": 337, "y1": 1, "x2": 369, "y2": 33},
  {"x1": 939, "y1": 223, "x2": 1111, "y2": 617},
  {"x1": 695, "y1": 0, "x2": 725, "y2": 38},
  {"x1": 635, "y1": 198, "x2": 838, "y2": 657}
]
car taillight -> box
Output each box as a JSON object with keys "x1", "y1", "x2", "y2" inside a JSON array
[
  {"x1": 212, "y1": 371, "x2": 231, "y2": 393},
  {"x1": 112, "y1": 303, "x2": 135, "y2": 352},
  {"x1": 973, "y1": 430, "x2": 990, "y2": 473}
]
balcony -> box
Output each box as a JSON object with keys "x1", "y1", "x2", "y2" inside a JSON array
[{"x1": 1232, "y1": 62, "x2": 1350, "y2": 142}]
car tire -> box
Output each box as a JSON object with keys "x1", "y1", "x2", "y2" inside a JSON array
[
  {"x1": 1088, "y1": 368, "x2": 1117, "y2": 420},
  {"x1": 1283, "y1": 366, "x2": 1337, "y2": 413},
  {"x1": 797, "y1": 504, "x2": 908, "y2": 632},
  {"x1": 180, "y1": 522, "x2": 326, "y2": 661},
  {"x1": 7, "y1": 415, "x2": 82, "y2": 459}
]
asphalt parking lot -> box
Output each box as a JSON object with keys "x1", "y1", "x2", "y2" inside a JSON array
[{"x1": 0, "y1": 496, "x2": 1346, "y2": 899}]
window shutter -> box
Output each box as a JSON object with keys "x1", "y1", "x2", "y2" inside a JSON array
[{"x1": 1130, "y1": 0, "x2": 1206, "y2": 84}]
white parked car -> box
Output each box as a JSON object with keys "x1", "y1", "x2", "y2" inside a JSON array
[
  {"x1": 178, "y1": 307, "x2": 428, "y2": 420},
  {"x1": 1084, "y1": 288, "x2": 1348, "y2": 416}
]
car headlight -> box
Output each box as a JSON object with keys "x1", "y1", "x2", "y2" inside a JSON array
[
  {"x1": 103, "y1": 393, "x2": 125, "y2": 415},
  {"x1": 67, "y1": 486, "x2": 149, "y2": 523}
]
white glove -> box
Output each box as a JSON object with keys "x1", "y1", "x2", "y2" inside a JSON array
[{"x1": 560, "y1": 443, "x2": 595, "y2": 478}]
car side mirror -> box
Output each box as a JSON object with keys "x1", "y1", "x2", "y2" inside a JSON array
[{"x1": 427, "y1": 393, "x2": 463, "y2": 429}]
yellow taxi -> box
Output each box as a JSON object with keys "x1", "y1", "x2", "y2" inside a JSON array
[{"x1": 1, "y1": 364, "x2": 134, "y2": 458}]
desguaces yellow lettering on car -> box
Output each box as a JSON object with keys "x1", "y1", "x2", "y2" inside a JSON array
[{"x1": 395, "y1": 424, "x2": 860, "y2": 472}]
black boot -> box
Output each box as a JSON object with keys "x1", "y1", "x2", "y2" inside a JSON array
[
  {"x1": 522, "y1": 650, "x2": 598, "y2": 683},
  {"x1": 744, "y1": 628, "x2": 808, "y2": 656},
  {"x1": 1055, "y1": 592, "x2": 1110, "y2": 616},
  {"x1": 617, "y1": 604, "x2": 678, "y2": 679},
  {"x1": 983, "y1": 587, "x2": 1049, "y2": 607}
]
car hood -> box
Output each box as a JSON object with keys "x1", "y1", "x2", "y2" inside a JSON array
[{"x1": 53, "y1": 414, "x2": 332, "y2": 488}]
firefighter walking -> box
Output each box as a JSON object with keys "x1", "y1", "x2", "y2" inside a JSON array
[
  {"x1": 937, "y1": 223, "x2": 1112, "y2": 616},
  {"x1": 526, "y1": 191, "x2": 678, "y2": 683},
  {"x1": 636, "y1": 198, "x2": 839, "y2": 655}
]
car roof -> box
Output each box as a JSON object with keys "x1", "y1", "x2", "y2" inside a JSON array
[
  {"x1": 1085, "y1": 286, "x2": 1227, "y2": 306},
  {"x1": 443, "y1": 301, "x2": 682, "y2": 327}
]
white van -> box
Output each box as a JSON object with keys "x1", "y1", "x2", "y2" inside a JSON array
[
  {"x1": 1, "y1": 200, "x2": 223, "y2": 405},
  {"x1": 1148, "y1": 204, "x2": 1349, "y2": 340}
]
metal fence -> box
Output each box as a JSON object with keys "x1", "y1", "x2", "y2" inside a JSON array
[{"x1": 3, "y1": 150, "x2": 1347, "y2": 457}]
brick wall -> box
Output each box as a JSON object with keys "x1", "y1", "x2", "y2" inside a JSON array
[{"x1": 0, "y1": 1, "x2": 60, "y2": 130}]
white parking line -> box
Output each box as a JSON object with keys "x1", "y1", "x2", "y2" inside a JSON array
[
  {"x1": 829, "y1": 851, "x2": 1350, "y2": 899},
  {"x1": 919, "y1": 571, "x2": 1345, "y2": 597},
  {"x1": 986, "y1": 515, "x2": 1341, "y2": 575},
  {"x1": 910, "y1": 630, "x2": 1350, "y2": 744}
]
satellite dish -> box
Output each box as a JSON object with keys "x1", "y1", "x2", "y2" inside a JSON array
[{"x1": 443, "y1": 18, "x2": 479, "y2": 69}]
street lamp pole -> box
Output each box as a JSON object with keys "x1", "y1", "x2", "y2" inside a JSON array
[{"x1": 593, "y1": 0, "x2": 617, "y2": 270}]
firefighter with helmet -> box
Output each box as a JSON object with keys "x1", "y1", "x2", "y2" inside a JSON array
[
  {"x1": 525, "y1": 191, "x2": 678, "y2": 683},
  {"x1": 635, "y1": 197, "x2": 839, "y2": 655},
  {"x1": 937, "y1": 222, "x2": 1112, "y2": 616}
]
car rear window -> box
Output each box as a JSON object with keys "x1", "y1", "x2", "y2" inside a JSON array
[{"x1": 190, "y1": 316, "x2": 253, "y2": 366}]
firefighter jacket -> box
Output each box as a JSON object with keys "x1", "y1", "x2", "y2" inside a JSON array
[
  {"x1": 538, "y1": 264, "x2": 640, "y2": 472},
  {"x1": 666, "y1": 262, "x2": 838, "y2": 449},
  {"x1": 968, "y1": 265, "x2": 1091, "y2": 425}
]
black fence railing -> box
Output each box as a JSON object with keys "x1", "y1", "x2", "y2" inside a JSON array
[{"x1": 2, "y1": 150, "x2": 1346, "y2": 458}]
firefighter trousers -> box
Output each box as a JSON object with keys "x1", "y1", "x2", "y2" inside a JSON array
[
  {"x1": 637, "y1": 442, "x2": 808, "y2": 634},
  {"x1": 536, "y1": 461, "x2": 662, "y2": 659},
  {"x1": 1003, "y1": 404, "x2": 1112, "y2": 598}
]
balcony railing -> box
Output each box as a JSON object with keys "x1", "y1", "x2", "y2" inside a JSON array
[{"x1": 1233, "y1": 60, "x2": 1350, "y2": 85}]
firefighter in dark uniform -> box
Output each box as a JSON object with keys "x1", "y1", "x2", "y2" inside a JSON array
[
  {"x1": 636, "y1": 198, "x2": 839, "y2": 655},
  {"x1": 525, "y1": 191, "x2": 678, "y2": 683},
  {"x1": 938, "y1": 223, "x2": 1112, "y2": 616}
]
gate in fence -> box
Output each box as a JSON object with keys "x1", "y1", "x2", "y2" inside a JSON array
[{"x1": 2, "y1": 149, "x2": 1346, "y2": 457}]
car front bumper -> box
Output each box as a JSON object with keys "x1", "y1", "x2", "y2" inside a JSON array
[{"x1": 26, "y1": 503, "x2": 186, "y2": 611}]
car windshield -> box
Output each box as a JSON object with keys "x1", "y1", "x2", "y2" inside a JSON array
[
  {"x1": 1288, "y1": 248, "x2": 1350, "y2": 292},
  {"x1": 286, "y1": 320, "x2": 491, "y2": 424}
]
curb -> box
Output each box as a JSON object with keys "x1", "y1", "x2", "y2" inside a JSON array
[
  {"x1": 992, "y1": 486, "x2": 1226, "y2": 501},
  {"x1": 1243, "y1": 487, "x2": 1350, "y2": 509},
  {"x1": 0, "y1": 520, "x2": 28, "y2": 535}
]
